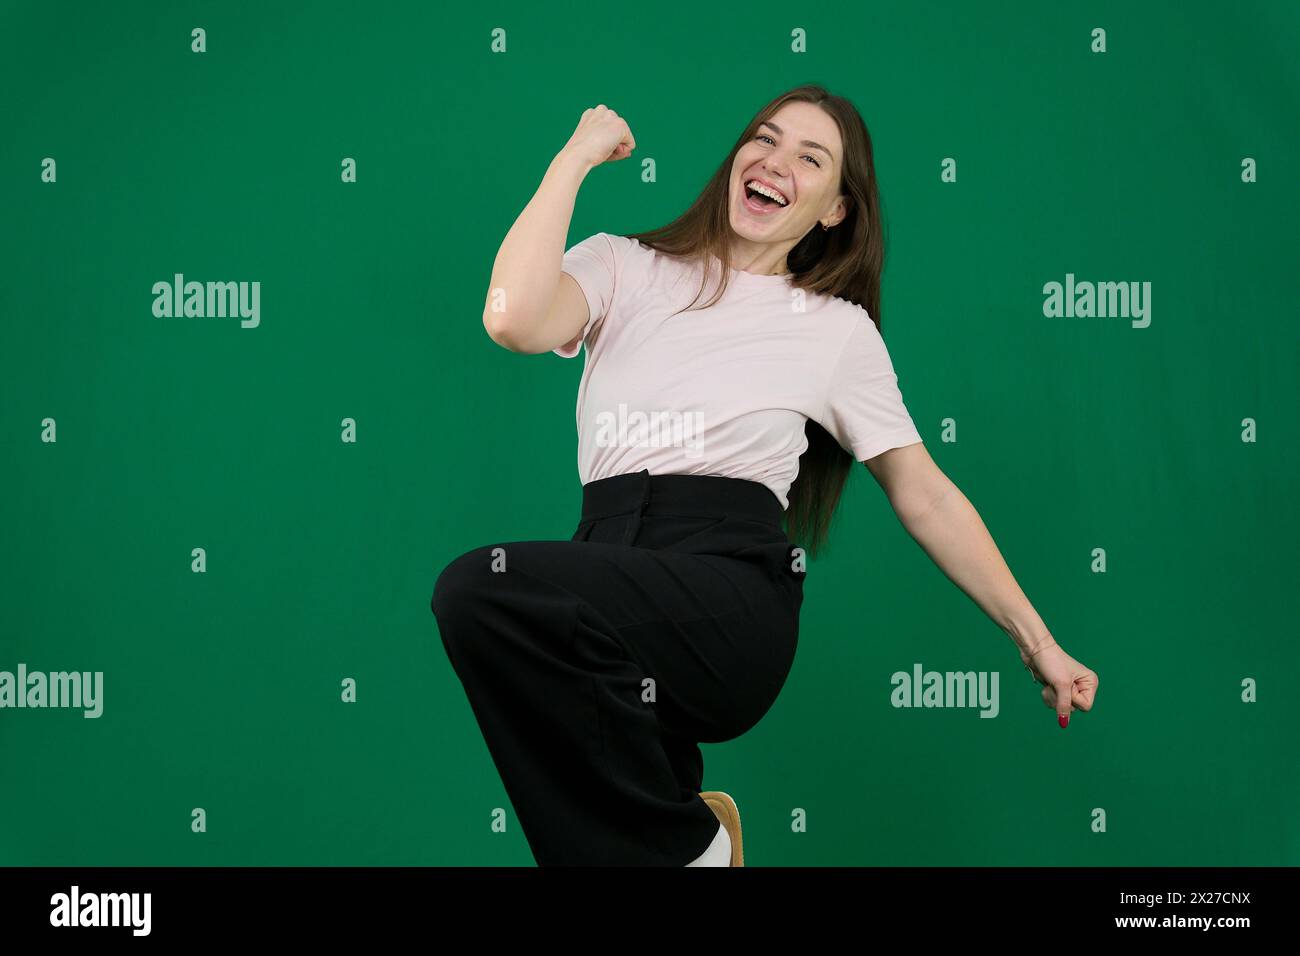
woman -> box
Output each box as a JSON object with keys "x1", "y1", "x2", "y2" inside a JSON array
[{"x1": 432, "y1": 84, "x2": 1100, "y2": 867}]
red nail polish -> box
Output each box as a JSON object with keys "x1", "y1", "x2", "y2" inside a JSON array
[{"x1": 1058, "y1": 713, "x2": 1069, "y2": 729}]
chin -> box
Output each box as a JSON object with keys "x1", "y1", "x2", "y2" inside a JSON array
[{"x1": 728, "y1": 219, "x2": 760, "y2": 243}]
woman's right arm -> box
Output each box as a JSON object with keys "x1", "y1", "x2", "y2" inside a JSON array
[{"x1": 482, "y1": 106, "x2": 636, "y2": 354}]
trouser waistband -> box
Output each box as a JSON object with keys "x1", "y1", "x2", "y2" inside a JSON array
[{"x1": 579, "y1": 470, "x2": 784, "y2": 539}]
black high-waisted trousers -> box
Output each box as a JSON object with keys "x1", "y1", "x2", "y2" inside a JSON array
[{"x1": 430, "y1": 469, "x2": 805, "y2": 866}]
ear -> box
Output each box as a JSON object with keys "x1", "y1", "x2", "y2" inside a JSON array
[{"x1": 828, "y1": 194, "x2": 851, "y2": 228}]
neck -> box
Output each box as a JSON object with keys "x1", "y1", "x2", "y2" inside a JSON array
[{"x1": 729, "y1": 240, "x2": 792, "y2": 276}]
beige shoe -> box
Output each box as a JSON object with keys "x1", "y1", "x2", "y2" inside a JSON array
[{"x1": 699, "y1": 791, "x2": 744, "y2": 867}]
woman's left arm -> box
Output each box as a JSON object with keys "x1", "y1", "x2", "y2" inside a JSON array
[{"x1": 863, "y1": 444, "x2": 1100, "y2": 728}]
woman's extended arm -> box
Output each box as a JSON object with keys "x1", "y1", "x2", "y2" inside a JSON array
[{"x1": 865, "y1": 444, "x2": 1100, "y2": 727}]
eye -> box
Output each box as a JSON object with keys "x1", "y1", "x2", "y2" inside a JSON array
[{"x1": 754, "y1": 132, "x2": 821, "y2": 167}]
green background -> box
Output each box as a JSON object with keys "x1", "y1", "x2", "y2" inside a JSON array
[{"x1": 1, "y1": 0, "x2": 1295, "y2": 866}]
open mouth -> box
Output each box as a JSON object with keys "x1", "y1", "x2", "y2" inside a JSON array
[{"x1": 742, "y1": 179, "x2": 789, "y2": 214}]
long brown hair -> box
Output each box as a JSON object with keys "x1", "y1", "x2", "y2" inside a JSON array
[{"x1": 625, "y1": 83, "x2": 886, "y2": 558}]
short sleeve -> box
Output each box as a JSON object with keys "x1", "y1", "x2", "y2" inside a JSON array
[
  {"x1": 553, "y1": 232, "x2": 621, "y2": 358},
  {"x1": 818, "y1": 315, "x2": 924, "y2": 462}
]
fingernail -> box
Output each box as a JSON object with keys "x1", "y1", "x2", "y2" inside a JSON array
[{"x1": 1058, "y1": 713, "x2": 1069, "y2": 729}]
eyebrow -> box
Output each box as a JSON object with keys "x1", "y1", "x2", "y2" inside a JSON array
[{"x1": 759, "y1": 121, "x2": 834, "y2": 161}]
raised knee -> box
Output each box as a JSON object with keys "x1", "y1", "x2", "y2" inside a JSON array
[{"x1": 431, "y1": 545, "x2": 499, "y2": 621}]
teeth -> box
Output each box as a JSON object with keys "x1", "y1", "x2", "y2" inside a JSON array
[{"x1": 746, "y1": 180, "x2": 788, "y2": 206}]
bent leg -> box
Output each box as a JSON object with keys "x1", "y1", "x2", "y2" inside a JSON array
[{"x1": 431, "y1": 538, "x2": 794, "y2": 866}]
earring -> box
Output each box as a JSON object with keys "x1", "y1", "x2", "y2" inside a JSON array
[{"x1": 821, "y1": 222, "x2": 830, "y2": 231}]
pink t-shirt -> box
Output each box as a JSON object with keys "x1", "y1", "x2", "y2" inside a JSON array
[{"x1": 554, "y1": 232, "x2": 923, "y2": 509}]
